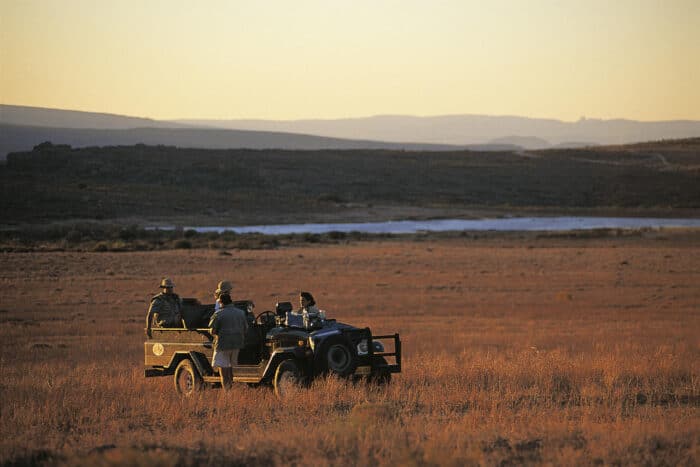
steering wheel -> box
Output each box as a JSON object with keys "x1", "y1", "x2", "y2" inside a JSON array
[{"x1": 255, "y1": 310, "x2": 277, "y2": 326}]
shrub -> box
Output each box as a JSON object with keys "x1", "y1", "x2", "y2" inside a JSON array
[
  {"x1": 318, "y1": 193, "x2": 345, "y2": 203},
  {"x1": 119, "y1": 226, "x2": 140, "y2": 241},
  {"x1": 302, "y1": 233, "x2": 320, "y2": 243},
  {"x1": 174, "y1": 239, "x2": 192, "y2": 249},
  {"x1": 65, "y1": 230, "x2": 82, "y2": 243}
]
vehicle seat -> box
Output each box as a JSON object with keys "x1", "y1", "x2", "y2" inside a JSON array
[
  {"x1": 276, "y1": 301, "x2": 292, "y2": 317},
  {"x1": 180, "y1": 298, "x2": 214, "y2": 328}
]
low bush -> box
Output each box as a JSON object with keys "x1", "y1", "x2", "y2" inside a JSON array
[{"x1": 173, "y1": 239, "x2": 192, "y2": 249}]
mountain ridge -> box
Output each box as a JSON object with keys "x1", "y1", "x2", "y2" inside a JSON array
[
  {"x1": 1, "y1": 122, "x2": 520, "y2": 159},
  {"x1": 2, "y1": 105, "x2": 699, "y2": 158},
  {"x1": 0, "y1": 104, "x2": 186, "y2": 130},
  {"x1": 175, "y1": 114, "x2": 700, "y2": 147}
]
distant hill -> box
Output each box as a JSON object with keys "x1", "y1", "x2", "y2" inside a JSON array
[
  {"x1": 3, "y1": 105, "x2": 698, "y2": 158},
  {"x1": 1, "y1": 123, "x2": 506, "y2": 160},
  {"x1": 0, "y1": 104, "x2": 185, "y2": 129},
  {"x1": 488, "y1": 135, "x2": 552, "y2": 150},
  {"x1": 1, "y1": 138, "x2": 698, "y2": 225},
  {"x1": 176, "y1": 115, "x2": 700, "y2": 147},
  {"x1": 0, "y1": 105, "x2": 520, "y2": 158}
]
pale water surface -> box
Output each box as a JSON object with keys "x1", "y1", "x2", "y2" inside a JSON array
[{"x1": 170, "y1": 217, "x2": 700, "y2": 235}]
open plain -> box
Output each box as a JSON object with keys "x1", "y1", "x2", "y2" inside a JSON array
[{"x1": 1, "y1": 233, "x2": 698, "y2": 465}]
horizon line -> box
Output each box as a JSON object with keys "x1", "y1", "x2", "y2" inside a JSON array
[{"x1": 2, "y1": 102, "x2": 700, "y2": 124}]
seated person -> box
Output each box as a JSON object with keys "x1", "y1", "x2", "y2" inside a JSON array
[
  {"x1": 286, "y1": 291, "x2": 324, "y2": 328},
  {"x1": 145, "y1": 278, "x2": 183, "y2": 337},
  {"x1": 298, "y1": 291, "x2": 320, "y2": 318}
]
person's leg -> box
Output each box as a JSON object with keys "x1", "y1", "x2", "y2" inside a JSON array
[
  {"x1": 220, "y1": 366, "x2": 233, "y2": 390},
  {"x1": 224, "y1": 349, "x2": 238, "y2": 389},
  {"x1": 213, "y1": 349, "x2": 232, "y2": 389}
]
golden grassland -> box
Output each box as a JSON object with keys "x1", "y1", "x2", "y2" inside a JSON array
[{"x1": 1, "y1": 235, "x2": 698, "y2": 465}]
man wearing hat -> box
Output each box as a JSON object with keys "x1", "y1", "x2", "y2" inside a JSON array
[
  {"x1": 209, "y1": 280, "x2": 248, "y2": 389},
  {"x1": 213, "y1": 280, "x2": 232, "y2": 313},
  {"x1": 145, "y1": 278, "x2": 183, "y2": 338}
]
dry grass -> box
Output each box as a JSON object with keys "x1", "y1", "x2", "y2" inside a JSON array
[{"x1": 1, "y1": 236, "x2": 698, "y2": 465}]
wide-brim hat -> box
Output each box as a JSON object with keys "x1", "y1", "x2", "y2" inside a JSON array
[
  {"x1": 160, "y1": 278, "x2": 175, "y2": 288},
  {"x1": 215, "y1": 280, "x2": 233, "y2": 295}
]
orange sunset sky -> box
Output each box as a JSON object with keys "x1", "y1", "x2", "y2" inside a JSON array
[{"x1": 1, "y1": 0, "x2": 699, "y2": 121}]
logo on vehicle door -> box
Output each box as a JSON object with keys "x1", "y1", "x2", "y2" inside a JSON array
[{"x1": 152, "y1": 343, "x2": 164, "y2": 356}]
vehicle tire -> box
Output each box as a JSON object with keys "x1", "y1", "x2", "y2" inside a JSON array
[
  {"x1": 174, "y1": 359, "x2": 203, "y2": 396},
  {"x1": 274, "y1": 359, "x2": 302, "y2": 398},
  {"x1": 317, "y1": 335, "x2": 358, "y2": 377}
]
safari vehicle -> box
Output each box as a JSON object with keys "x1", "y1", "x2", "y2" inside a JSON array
[{"x1": 144, "y1": 299, "x2": 401, "y2": 396}]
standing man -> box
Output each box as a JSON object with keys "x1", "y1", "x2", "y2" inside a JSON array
[
  {"x1": 146, "y1": 278, "x2": 183, "y2": 338},
  {"x1": 209, "y1": 281, "x2": 248, "y2": 389}
]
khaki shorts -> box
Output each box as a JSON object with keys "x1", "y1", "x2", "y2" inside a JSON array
[{"x1": 212, "y1": 348, "x2": 240, "y2": 368}]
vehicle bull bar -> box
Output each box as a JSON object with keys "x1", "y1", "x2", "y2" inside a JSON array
[{"x1": 368, "y1": 332, "x2": 401, "y2": 373}]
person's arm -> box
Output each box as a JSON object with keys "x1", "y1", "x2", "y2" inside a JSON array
[
  {"x1": 146, "y1": 299, "x2": 160, "y2": 338},
  {"x1": 146, "y1": 309, "x2": 153, "y2": 338},
  {"x1": 208, "y1": 312, "x2": 219, "y2": 335}
]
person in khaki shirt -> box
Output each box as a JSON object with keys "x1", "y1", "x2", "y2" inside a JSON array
[
  {"x1": 146, "y1": 278, "x2": 182, "y2": 338},
  {"x1": 208, "y1": 282, "x2": 248, "y2": 389}
]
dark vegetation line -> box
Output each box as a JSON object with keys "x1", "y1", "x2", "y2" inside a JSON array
[
  {"x1": 0, "y1": 224, "x2": 385, "y2": 252},
  {"x1": 1, "y1": 222, "x2": 694, "y2": 253},
  {"x1": 1, "y1": 139, "x2": 699, "y2": 227}
]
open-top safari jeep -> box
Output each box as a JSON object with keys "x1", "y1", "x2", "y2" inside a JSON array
[{"x1": 144, "y1": 299, "x2": 401, "y2": 396}]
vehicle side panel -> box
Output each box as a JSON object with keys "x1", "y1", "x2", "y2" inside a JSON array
[{"x1": 144, "y1": 342, "x2": 213, "y2": 367}]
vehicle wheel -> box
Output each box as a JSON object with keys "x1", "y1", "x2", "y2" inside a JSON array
[
  {"x1": 174, "y1": 359, "x2": 202, "y2": 396},
  {"x1": 317, "y1": 336, "x2": 358, "y2": 377},
  {"x1": 274, "y1": 359, "x2": 302, "y2": 398}
]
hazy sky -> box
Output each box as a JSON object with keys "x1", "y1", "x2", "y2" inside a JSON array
[{"x1": 1, "y1": 0, "x2": 699, "y2": 121}]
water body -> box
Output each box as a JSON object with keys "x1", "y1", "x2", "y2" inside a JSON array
[{"x1": 173, "y1": 217, "x2": 700, "y2": 235}]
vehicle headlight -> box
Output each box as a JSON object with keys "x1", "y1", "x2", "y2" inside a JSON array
[
  {"x1": 357, "y1": 339, "x2": 369, "y2": 355},
  {"x1": 357, "y1": 339, "x2": 384, "y2": 355}
]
